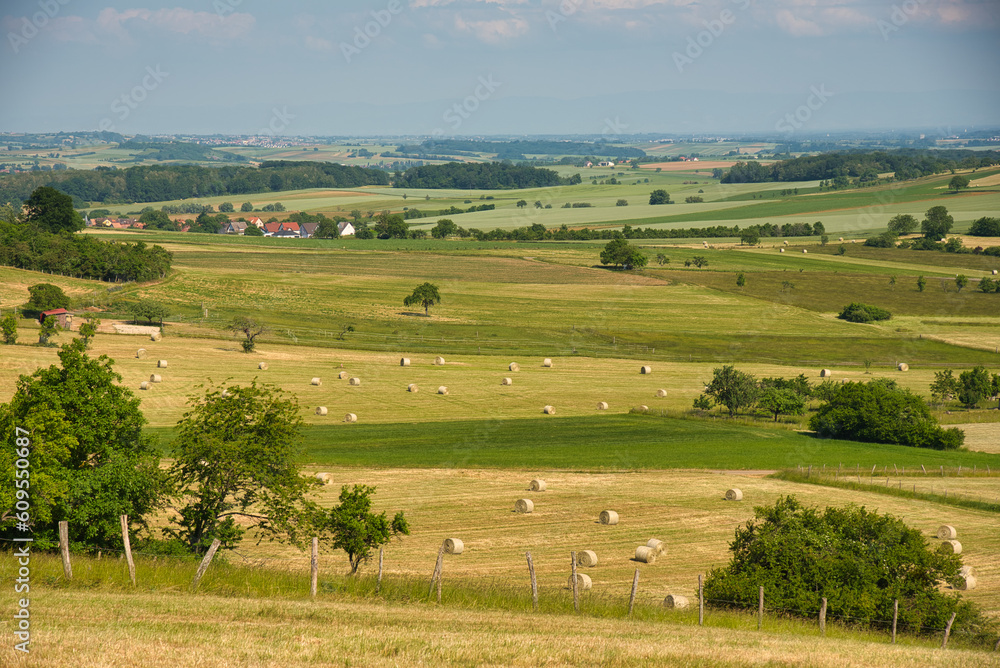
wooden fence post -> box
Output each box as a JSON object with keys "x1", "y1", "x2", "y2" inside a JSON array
[
  {"x1": 892, "y1": 599, "x2": 898, "y2": 644},
  {"x1": 942, "y1": 612, "x2": 957, "y2": 649},
  {"x1": 526, "y1": 552, "x2": 538, "y2": 611},
  {"x1": 698, "y1": 574, "x2": 704, "y2": 627},
  {"x1": 819, "y1": 598, "x2": 827, "y2": 636},
  {"x1": 191, "y1": 538, "x2": 222, "y2": 591},
  {"x1": 120, "y1": 515, "x2": 136, "y2": 586},
  {"x1": 758, "y1": 586, "x2": 764, "y2": 630},
  {"x1": 376, "y1": 547, "x2": 384, "y2": 594},
  {"x1": 310, "y1": 537, "x2": 318, "y2": 599},
  {"x1": 628, "y1": 569, "x2": 639, "y2": 617},
  {"x1": 428, "y1": 543, "x2": 444, "y2": 598},
  {"x1": 571, "y1": 551, "x2": 579, "y2": 613},
  {"x1": 437, "y1": 552, "x2": 443, "y2": 604},
  {"x1": 58, "y1": 521, "x2": 72, "y2": 580}
]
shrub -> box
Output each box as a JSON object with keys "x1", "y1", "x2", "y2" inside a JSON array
[
  {"x1": 863, "y1": 233, "x2": 895, "y2": 248},
  {"x1": 969, "y1": 216, "x2": 1000, "y2": 236},
  {"x1": 837, "y1": 302, "x2": 891, "y2": 323}
]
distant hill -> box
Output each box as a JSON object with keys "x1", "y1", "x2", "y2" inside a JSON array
[
  {"x1": 394, "y1": 139, "x2": 645, "y2": 161},
  {"x1": 394, "y1": 161, "x2": 575, "y2": 189},
  {"x1": 119, "y1": 140, "x2": 247, "y2": 163}
]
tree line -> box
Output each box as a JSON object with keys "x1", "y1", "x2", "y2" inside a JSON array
[{"x1": 393, "y1": 162, "x2": 578, "y2": 189}]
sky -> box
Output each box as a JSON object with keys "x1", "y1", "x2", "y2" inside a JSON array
[{"x1": 1, "y1": 0, "x2": 999, "y2": 136}]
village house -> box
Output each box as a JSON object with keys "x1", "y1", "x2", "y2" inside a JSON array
[
  {"x1": 218, "y1": 220, "x2": 249, "y2": 235},
  {"x1": 337, "y1": 221, "x2": 355, "y2": 236}
]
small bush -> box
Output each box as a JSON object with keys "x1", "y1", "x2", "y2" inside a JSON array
[{"x1": 837, "y1": 302, "x2": 891, "y2": 323}]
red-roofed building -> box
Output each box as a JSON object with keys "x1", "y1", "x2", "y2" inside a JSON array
[{"x1": 39, "y1": 308, "x2": 71, "y2": 327}]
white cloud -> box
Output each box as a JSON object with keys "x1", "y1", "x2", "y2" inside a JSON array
[
  {"x1": 775, "y1": 9, "x2": 824, "y2": 36},
  {"x1": 304, "y1": 35, "x2": 333, "y2": 52},
  {"x1": 80, "y1": 7, "x2": 255, "y2": 43},
  {"x1": 453, "y1": 14, "x2": 529, "y2": 43}
]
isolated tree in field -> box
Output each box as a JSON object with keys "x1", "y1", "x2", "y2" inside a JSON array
[
  {"x1": 955, "y1": 275, "x2": 968, "y2": 292},
  {"x1": 616, "y1": 199, "x2": 628, "y2": 207},
  {"x1": 600, "y1": 238, "x2": 647, "y2": 270},
  {"x1": 129, "y1": 299, "x2": 169, "y2": 326},
  {"x1": 1, "y1": 313, "x2": 17, "y2": 345},
  {"x1": 169, "y1": 381, "x2": 312, "y2": 553},
  {"x1": 916, "y1": 275, "x2": 927, "y2": 292},
  {"x1": 228, "y1": 316, "x2": 268, "y2": 353},
  {"x1": 320, "y1": 484, "x2": 410, "y2": 574},
  {"x1": 516, "y1": 199, "x2": 527, "y2": 209},
  {"x1": 705, "y1": 365, "x2": 759, "y2": 417},
  {"x1": 219, "y1": 202, "x2": 235, "y2": 212},
  {"x1": 930, "y1": 369, "x2": 959, "y2": 404},
  {"x1": 887, "y1": 214, "x2": 918, "y2": 236},
  {"x1": 404, "y1": 282, "x2": 441, "y2": 315},
  {"x1": 25, "y1": 283, "x2": 70, "y2": 315},
  {"x1": 692, "y1": 256, "x2": 709, "y2": 268},
  {"x1": 948, "y1": 175, "x2": 970, "y2": 192},
  {"x1": 648, "y1": 189, "x2": 671, "y2": 205},
  {"x1": 23, "y1": 185, "x2": 84, "y2": 234},
  {"x1": 0, "y1": 339, "x2": 168, "y2": 547},
  {"x1": 921, "y1": 206, "x2": 954, "y2": 239},
  {"x1": 430, "y1": 218, "x2": 457, "y2": 238},
  {"x1": 78, "y1": 316, "x2": 100, "y2": 349},
  {"x1": 736, "y1": 272, "x2": 746, "y2": 288},
  {"x1": 655, "y1": 253, "x2": 669, "y2": 266},
  {"x1": 958, "y1": 366, "x2": 992, "y2": 409},
  {"x1": 241, "y1": 202, "x2": 254, "y2": 212},
  {"x1": 37, "y1": 315, "x2": 59, "y2": 346}
]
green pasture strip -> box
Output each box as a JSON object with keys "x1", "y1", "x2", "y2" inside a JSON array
[{"x1": 807, "y1": 244, "x2": 1000, "y2": 273}]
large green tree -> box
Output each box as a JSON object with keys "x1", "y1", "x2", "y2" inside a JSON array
[
  {"x1": 958, "y1": 366, "x2": 992, "y2": 409},
  {"x1": 648, "y1": 189, "x2": 671, "y2": 205},
  {"x1": 320, "y1": 484, "x2": 410, "y2": 574},
  {"x1": 0, "y1": 339, "x2": 168, "y2": 548},
  {"x1": 403, "y1": 282, "x2": 441, "y2": 315},
  {"x1": 600, "y1": 238, "x2": 647, "y2": 270},
  {"x1": 23, "y1": 186, "x2": 84, "y2": 234},
  {"x1": 921, "y1": 206, "x2": 954, "y2": 239},
  {"x1": 1, "y1": 313, "x2": 17, "y2": 345},
  {"x1": 948, "y1": 175, "x2": 970, "y2": 192},
  {"x1": 705, "y1": 365, "x2": 759, "y2": 417},
  {"x1": 887, "y1": 213, "x2": 918, "y2": 236},
  {"x1": 25, "y1": 283, "x2": 70, "y2": 314}
]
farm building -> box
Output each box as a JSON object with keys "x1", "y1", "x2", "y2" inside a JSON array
[
  {"x1": 338, "y1": 221, "x2": 356, "y2": 236},
  {"x1": 218, "y1": 221, "x2": 248, "y2": 235},
  {"x1": 299, "y1": 222, "x2": 319, "y2": 238},
  {"x1": 247, "y1": 216, "x2": 264, "y2": 228},
  {"x1": 598, "y1": 161, "x2": 615, "y2": 167},
  {"x1": 39, "y1": 308, "x2": 71, "y2": 328}
]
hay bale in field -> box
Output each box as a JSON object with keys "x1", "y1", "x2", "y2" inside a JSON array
[
  {"x1": 157, "y1": 360, "x2": 168, "y2": 368},
  {"x1": 993, "y1": 269, "x2": 998, "y2": 276},
  {"x1": 957, "y1": 575, "x2": 977, "y2": 591},
  {"x1": 438, "y1": 386, "x2": 449, "y2": 395},
  {"x1": 646, "y1": 538, "x2": 667, "y2": 556},
  {"x1": 725, "y1": 488, "x2": 743, "y2": 501},
  {"x1": 501, "y1": 377, "x2": 513, "y2": 386},
  {"x1": 802, "y1": 249, "x2": 808, "y2": 254},
  {"x1": 599, "y1": 510, "x2": 619, "y2": 525},
  {"x1": 634, "y1": 546, "x2": 656, "y2": 564},
  {"x1": 569, "y1": 573, "x2": 592, "y2": 590},
  {"x1": 577, "y1": 550, "x2": 598, "y2": 567},
  {"x1": 338, "y1": 371, "x2": 348, "y2": 380},
  {"x1": 434, "y1": 356, "x2": 445, "y2": 366},
  {"x1": 542, "y1": 358, "x2": 553, "y2": 367},
  {"x1": 349, "y1": 377, "x2": 361, "y2": 386},
  {"x1": 258, "y1": 362, "x2": 268, "y2": 370},
  {"x1": 408, "y1": 384, "x2": 419, "y2": 393},
  {"x1": 820, "y1": 369, "x2": 832, "y2": 378},
  {"x1": 940, "y1": 540, "x2": 962, "y2": 555},
  {"x1": 344, "y1": 413, "x2": 358, "y2": 423},
  {"x1": 514, "y1": 499, "x2": 534, "y2": 514},
  {"x1": 656, "y1": 389, "x2": 667, "y2": 398},
  {"x1": 400, "y1": 357, "x2": 411, "y2": 367},
  {"x1": 597, "y1": 401, "x2": 609, "y2": 410},
  {"x1": 779, "y1": 248, "x2": 785, "y2": 253},
  {"x1": 937, "y1": 525, "x2": 957, "y2": 540},
  {"x1": 529, "y1": 479, "x2": 546, "y2": 492},
  {"x1": 140, "y1": 381, "x2": 150, "y2": 390},
  {"x1": 311, "y1": 377, "x2": 322, "y2": 386},
  {"x1": 897, "y1": 363, "x2": 909, "y2": 371},
  {"x1": 509, "y1": 362, "x2": 520, "y2": 372},
  {"x1": 221, "y1": 390, "x2": 232, "y2": 398},
  {"x1": 136, "y1": 349, "x2": 146, "y2": 359},
  {"x1": 839, "y1": 237, "x2": 844, "y2": 242},
  {"x1": 663, "y1": 594, "x2": 689, "y2": 609},
  {"x1": 640, "y1": 365, "x2": 652, "y2": 375},
  {"x1": 444, "y1": 538, "x2": 464, "y2": 554},
  {"x1": 782, "y1": 240, "x2": 789, "y2": 246},
  {"x1": 543, "y1": 405, "x2": 555, "y2": 415},
  {"x1": 149, "y1": 374, "x2": 162, "y2": 384},
  {"x1": 315, "y1": 406, "x2": 328, "y2": 416},
  {"x1": 150, "y1": 332, "x2": 161, "y2": 341},
  {"x1": 638, "y1": 405, "x2": 649, "y2": 412},
  {"x1": 960, "y1": 565, "x2": 974, "y2": 578},
  {"x1": 315, "y1": 472, "x2": 332, "y2": 485}
]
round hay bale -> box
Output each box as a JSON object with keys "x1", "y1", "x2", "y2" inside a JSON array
[
  {"x1": 315, "y1": 472, "x2": 332, "y2": 485},
  {"x1": 957, "y1": 575, "x2": 977, "y2": 591},
  {"x1": 937, "y1": 525, "x2": 957, "y2": 540},
  {"x1": 640, "y1": 365, "x2": 652, "y2": 375},
  {"x1": 400, "y1": 357, "x2": 411, "y2": 367},
  {"x1": 577, "y1": 550, "x2": 598, "y2": 567},
  {"x1": 634, "y1": 546, "x2": 657, "y2": 564},
  {"x1": 597, "y1": 401, "x2": 609, "y2": 410},
  {"x1": 150, "y1": 332, "x2": 161, "y2": 342},
  {"x1": 444, "y1": 538, "x2": 464, "y2": 555},
  {"x1": 509, "y1": 362, "x2": 520, "y2": 372},
  {"x1": 258, "y1": 362, "x2": 268, "y2": 370},
  {"x1": 940, "y1": 540, "x2": 962, "y2": 555},
  {"x1": 157, "y1": 360, "x2": 168, "y2": 368},
  {"x1": 802, "y1": 249, "x2": 808, "y2": 254},
  {"x1": 149, "y1": 374, "x2": 162, "y2": 384},
  {"x1": 725, "y1": 488, "x2": 743, "y2": 501},
  {"x1": 820, "y1": 369, "x2": 832, "y2": 378},
  {"x1": 310, "y1": 377, "x2": 322, "y2": 386},
  {"x1": 839, "y1": 237, "x2": 844, "y2": 242},
  {"x1": 315, "y1": 406, "x2": 328, "y2": 416},
  {"x1": 338, "y1": 371, "x2": 349, "y2": 380},
  {"x1": 221, "y1": 390, "x2": 232, "y2": 398},
  {"x1": 993, "y1": 269, "x2": 998, "y2": 276},
  {"x1": 139, "y1": 381, "x2": 150, "y2": 390},
  {"x1": 599, "y1": 510, "x2": 619, "y2": 525},
  {"x1": 663, "y1": 594, "x2": 689, "y2": 609},
  {"x1": 569, "y1": 573, "x2": 592, "y2": 590},
  {"x1": 501, "y1": 377, "x2": 513, "y2": 386},
  {"x1": 783, "y1": 240, "x2": 789, "y2": 246},
  {"x1": 646, "y1": 538, "x2": 667, "y2": 556},
  {"x1": 438, "y1": 386, "x2": 449, "y2": 395},
  {"x1": 897, "y1": 363, "x2": 909, "y2": 371},
  {"x1": 344, "y1": 413, "x2": 358, "y2": 423},
  {"x1": 349, "y1": 377, "x2": 361, "y2": 386},
  {"x1": 136, "y1": 349, "x2": 146, "y2": 359},
  {"x1": 959, "y1": 565, "x2": 974, "y2": 578},
  {"x1": 542, "y1": 358, "x2": 553, "y2": 367},
  {"x1": 543, "y1": 405, "x2": 555, "y2": 415},
  {"x1": 529, "y1": 479, "x2": 546, "y2": 492},
  {"x1": 656, "y1": 389, "x2": 667, "y2": 398},
  {"x1": 407, "y1": 384, "x2": 419, "y2": 393},
  {"x1": 779, "y1": 248, "x2": 785, "y2": 253},
  {"x1": 639, "y1": 405, "x2": 649, "y2": 412},
  {"x1": 434, "y1": 356, "x2": 445, "y2": 366},
  {"x1": 514, "y1": 499, "x2": 534, "y2": 514}
]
